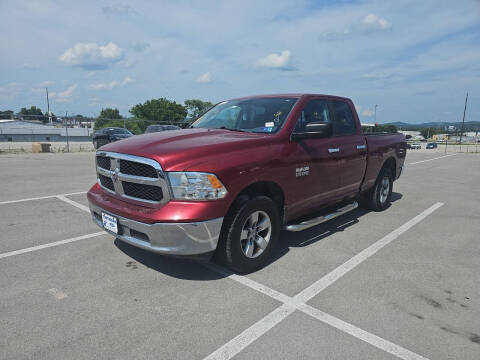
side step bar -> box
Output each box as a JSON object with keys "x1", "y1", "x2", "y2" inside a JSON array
[{"x1": 284, "y1": 202, "x2": 358, "y2": 232}]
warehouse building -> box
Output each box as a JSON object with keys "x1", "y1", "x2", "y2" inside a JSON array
[{"x1": 0, "y1": 120, "x2": 93, "y2": 142}]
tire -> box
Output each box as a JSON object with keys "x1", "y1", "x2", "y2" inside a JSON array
[
  {"x1": 362, "y1": 167, "x2": 393, "y2": 212},
  {"x1": 215, "y1": 196, "x2": 280, "y2": 274}
]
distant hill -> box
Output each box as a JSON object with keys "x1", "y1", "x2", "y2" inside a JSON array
[{"x1": 386, "y1": 121, "x2": 480, "y2": 130}]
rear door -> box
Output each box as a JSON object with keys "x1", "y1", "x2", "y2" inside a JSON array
[
  {"x1": 286, "y1": 98, "x2": 344, "y2": 217},
  {"x1": 330, "y1": 100, "x2": 367, "y2": 198}
]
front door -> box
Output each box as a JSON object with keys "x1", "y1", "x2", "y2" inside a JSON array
[{"x1": 285, "y1": 98, "x2": 343, "y2": 219}]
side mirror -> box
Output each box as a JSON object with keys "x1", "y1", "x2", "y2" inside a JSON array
[{"x1": 291, "y1": 122, "x2": 332, "y2": 141}]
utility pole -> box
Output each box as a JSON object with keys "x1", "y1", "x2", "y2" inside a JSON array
[
  {"x1": 123, "y1": 117, "x2": 126, "y2": 129},
  {"x1": 65, "y1": 111, "x2": 70, "y2": 153},
  {"x1": 46, "y1": 87, "x2": 52, "y2": 125},
  {"x1": 374, "y1": 104, "x2": 378, "y2": 124},
  {"x1": 459, "y1": 92, "x2": 468, "y2": 153}
]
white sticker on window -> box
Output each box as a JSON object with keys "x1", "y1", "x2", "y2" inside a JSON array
[{"x1": 265, "y1": 122, "x2": 274, "y2": 127}]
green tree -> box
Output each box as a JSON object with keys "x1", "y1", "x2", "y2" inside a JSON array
[
  {"x1": 99, "y1": 108, "x2": 122, "y2": 119},
  {"x1": 184, "y1": 99, "x2": 213, "y2": 120},
  {"x1": 419, "y1": 127, "x2": 441, "y2": 139},
  {"x1": 0, "y1": 110, "x2": 14, "y2": 119},
  {"x1": 130, "y1": 98, "x2": 187, "y2": 124},
  {"x1": 20, "y1": 106, "x2": 45, "y2": 122}
]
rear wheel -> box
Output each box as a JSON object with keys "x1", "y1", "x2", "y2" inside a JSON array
[
  {"x1": 362, "y1": 167, "x2": 393, "y2": 211},
  {"x1": 216, "y1": 196, "x2": 280, "y2": 274}
]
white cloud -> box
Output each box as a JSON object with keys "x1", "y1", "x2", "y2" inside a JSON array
[
  {"x1": 361, "y1": 14, "x2": 392, "y2": 31},
  {"x1": 50, "y1": 84, "x2": 77, "y2": 103},
  {"x1": 59, "y1": 42, "x2": 123, "y2": 70},
  {"x1": 196, "y1": 72, "x2": 212, "y2": 83},
  {"x1": 89, "y1": 76, "x2": 135, "y2": 90},
  {"x1": 255, "y1": 50, "x2": 292, "y2": 70},
  {"x1": 361, "y1": 109, "x2": 375, "y2": 117}
]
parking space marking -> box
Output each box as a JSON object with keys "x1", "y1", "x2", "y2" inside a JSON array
[
  {"x1": 408, "y1": 154, "x2": 456, "y2": 165},
  {"x1": 299, "y1": 305, "x2": 429, "y2": 360},
  {"x1": 0, "y1": 191, "x2": 87, "y2": 206},
  {"x1": 56, "y1": 195, "x2": 90, "y2": 213},
  {"x1": 205, "y1": 265, "x2": 430, "y2": 360},
  {"x1": 204, "y1": 203, "x2": 443, "y2": 360},
  {"x1": 0, "y1": 231, "x2": 105, "y2": 260},
  {"x1": 295, "y1": 202, "x2": 444, "y2": 303},
  {"x1": 203, "y1": 303, "x2": 295, "y2": 360}
]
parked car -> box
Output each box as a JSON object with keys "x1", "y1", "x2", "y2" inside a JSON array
[
  {"x1": 145, "y1": 124, "x2": 181, "y2": 133},
  {"x1": 426, "y1": 142, "x2": 438, "y2": 149},
  {"x1": 88, "y1": 94, "x2": 406, "y2": 273},
  {"x1": 92, "y1": 127, "x2": 133, "y2": 149},
  {"x1": 410, "y1": 143, "x2": 422, "y2": 149}
]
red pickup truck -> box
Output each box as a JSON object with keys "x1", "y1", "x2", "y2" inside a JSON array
[{"x1": 87, "y1": 94, "x2": 406, "y2": 273}]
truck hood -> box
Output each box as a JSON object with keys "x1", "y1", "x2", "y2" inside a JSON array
[{"x1": 100, "y1": 128, "x2": 272, "y2": 171}]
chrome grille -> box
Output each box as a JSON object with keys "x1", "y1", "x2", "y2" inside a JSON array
[{"x1": 95, "y1": 151, "x2": 170, "y2": 205}]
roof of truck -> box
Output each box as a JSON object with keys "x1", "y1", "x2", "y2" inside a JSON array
[{"x1": 229, "y1": 93, "x2": 352, "y2": 102}]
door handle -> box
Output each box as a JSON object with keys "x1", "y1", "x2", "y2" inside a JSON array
[
  {"x1": 356, "y1": 144, "x2": 366, "y2": 150},
  {"x1": 328, "y1": 148, "x2": 340, "y2": 153}
]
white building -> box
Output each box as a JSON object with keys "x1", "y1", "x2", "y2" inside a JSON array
[{"x1": 0, "y1": 120, "x2": 93, "y2": 142}]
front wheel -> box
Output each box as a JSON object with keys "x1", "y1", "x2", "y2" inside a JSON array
[
  {"x1": 362, "y1": 167, "x2": 393, "y2": 212},
  {"x1": 216, "y1": 196, "x2": 280, "y2": 274}
]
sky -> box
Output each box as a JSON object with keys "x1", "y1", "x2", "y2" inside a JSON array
[{"x1": 0, "y1": 0, "x2": 479, "y2": 124}]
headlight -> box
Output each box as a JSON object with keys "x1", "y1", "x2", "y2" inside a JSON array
[{"x1": 167, "y1": 172, "x2": 227, "y2": 200}]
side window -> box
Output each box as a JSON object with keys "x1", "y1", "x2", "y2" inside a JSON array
[
  {"x1": 331, "y1": 101, "x2": 357, "y2": 136},
  {"x1": 294, "y1": 99, "x2": 331, "y2": 133}
]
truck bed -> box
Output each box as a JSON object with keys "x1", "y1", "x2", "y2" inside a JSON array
[{"x1": 362, "y1": 133, "x2": 406, "y2": 192}]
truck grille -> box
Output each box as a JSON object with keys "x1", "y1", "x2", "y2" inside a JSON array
[
  {"x1": 122, "y1": 182, "x2": 163, "y2": 201},
  {"x1": 98, "y1": 174, "x2": 115, "y2": 191},
  {"x1": 120, "y1": 159, "x2": 158, "y2": 178},
  {"x1": 95, "y1": 152, "x2": 170, "y2": 205},
  {"x1": 96, "y1": 156, "x2": 111, "y2": 170}
]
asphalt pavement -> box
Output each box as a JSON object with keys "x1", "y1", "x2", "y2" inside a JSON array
[{"x1": 0, "y1": 150, "x2": 479, "y2": 359}]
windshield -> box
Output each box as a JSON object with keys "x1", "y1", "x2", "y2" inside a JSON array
[
  {"x1": 191, "y1": 97, "x2": 298, "y2": 133},
  {"x1": 110, "y1": 128, "x2": 131, "y2": 135},
  {"x1": 145, "y1": 125, "x2": 164, "y2": 133}
]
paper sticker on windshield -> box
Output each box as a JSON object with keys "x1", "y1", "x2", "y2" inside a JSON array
[{"x1": 265, "y1": 122, "x2": 274, "y2": 127}]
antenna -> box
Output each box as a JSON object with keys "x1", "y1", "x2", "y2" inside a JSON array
[
  {"x1": 459, "y1": 93, "x2": 468, "y2": 152},
  {"x1": 46, "y1": 87, "x2": 52, "y2": 125}
]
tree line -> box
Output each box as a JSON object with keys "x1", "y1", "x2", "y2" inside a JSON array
[
  {"x1": 94, "y1": 98, "x2": 213, "y2": 134},
  {"x1": 1, "y1": 98, "x2": 213, "y2": 135}
]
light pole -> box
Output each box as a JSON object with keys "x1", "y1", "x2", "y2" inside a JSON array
[{"x1": 374, "y1": 104, "x2": 378, "y2": 124}]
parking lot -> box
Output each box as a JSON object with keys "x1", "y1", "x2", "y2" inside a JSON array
[{"x1": 0, "y1": 150, "x2": 479, "y2": 360}]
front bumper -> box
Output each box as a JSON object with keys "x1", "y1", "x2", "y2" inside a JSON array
[{"x1": 89, "y1": 202, "x2": 223, "y2": 256}]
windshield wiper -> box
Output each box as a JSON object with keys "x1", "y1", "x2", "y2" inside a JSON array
[{"x1": 217, "y1": 126, "x2": 248, "y2": 133}]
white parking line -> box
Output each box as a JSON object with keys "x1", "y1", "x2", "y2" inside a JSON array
[
  {"x1": 295, "y1": 202, "x2": 444, "y2": 302},
  {"x1": 0, "y1": 232, "x2": 105, "y2": 259},
  {"x1": 408, "y1": 154, "x2": 456, "y2": 165},
  {"x1": 0, "y1": 191, "x2": 87, "y2": 206},
  {"x1": 56, "y1": 195, "x2": 90, "y2": 213},
  {"x1": 299, "y1": 305, "x2": 429, "y2": 360},
  {"x1": 203, "y1": 202, "x2": 443, "y2": 360}
]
